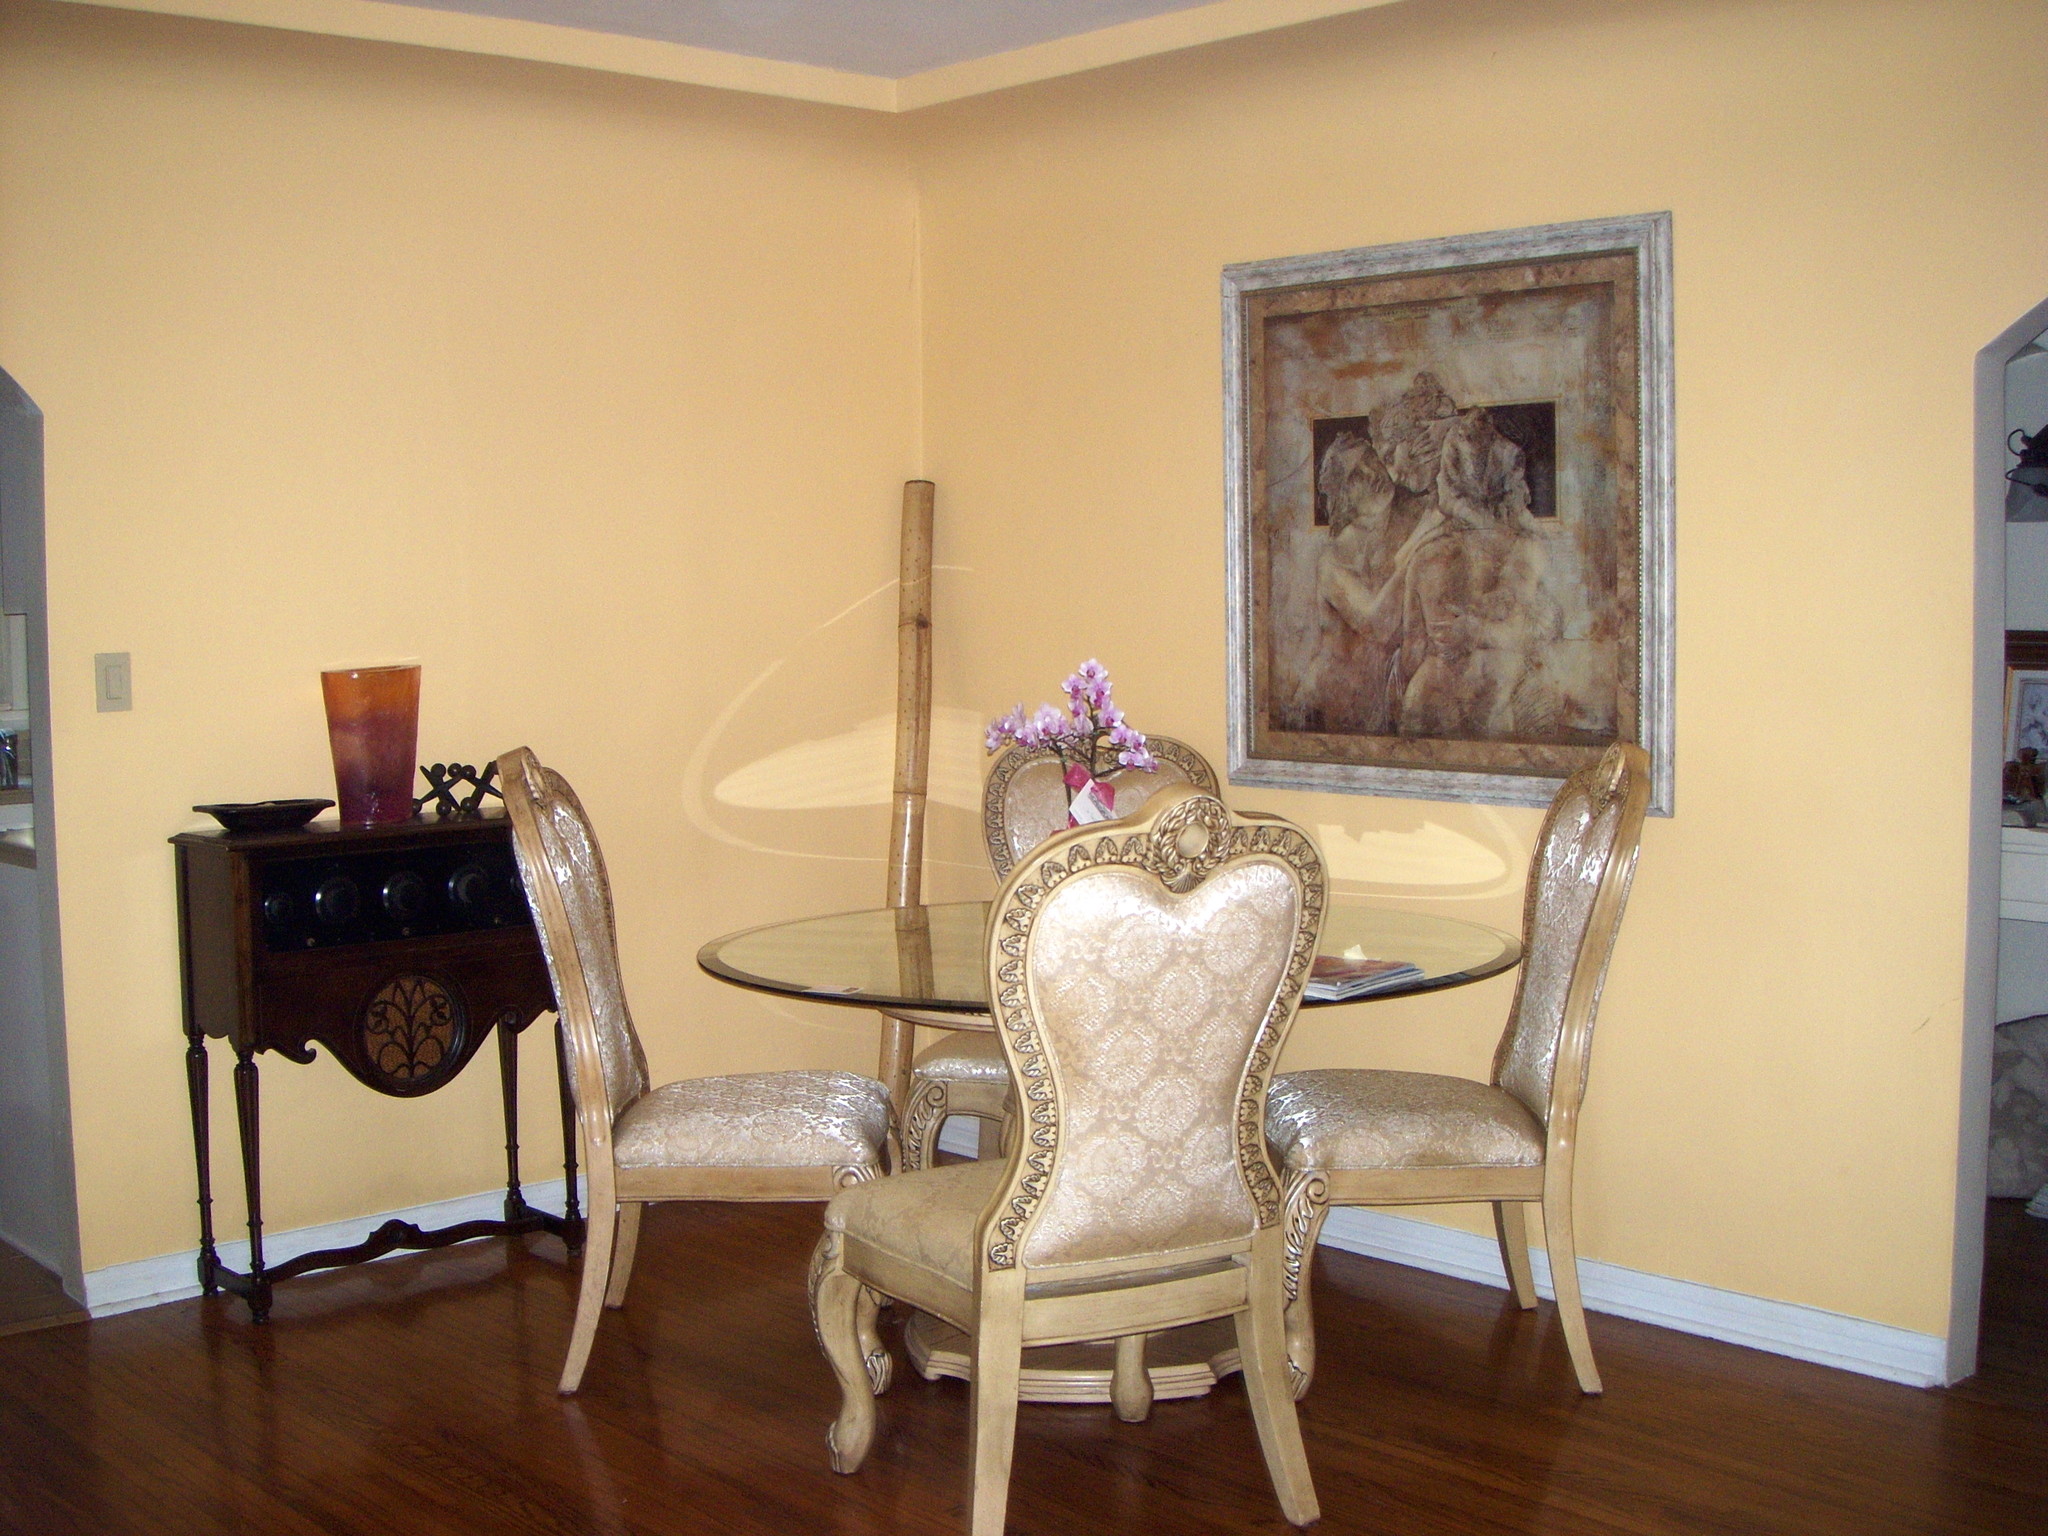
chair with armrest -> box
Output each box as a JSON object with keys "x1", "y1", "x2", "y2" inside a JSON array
[
  {"x1": 499, "y1": 746, "x2": 894, "y2": 1395},
  {"x1": 899, "y1": 737, "x2": 1220, "y2": 1171},
  {"x1": 813, "y1": 785, "x2": 1327, "y2": 1535},
  {"x1": 1265, "y1": 740, "x2": 1650, "y2": 1397}
]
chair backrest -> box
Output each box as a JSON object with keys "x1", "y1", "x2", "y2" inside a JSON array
[
  {"x1": 982, "y1": 736, "x2": 1219, "y2": 880},
  {"x1": 978, "y1": 786, "x2": 1325, "y2": 1277},
  {"x1": 1492, "y1": 741, "x2": 1651, "y2": 1130},
  {"x1": 500, "y1": 747, "x2": 651, "y2": 1137}
]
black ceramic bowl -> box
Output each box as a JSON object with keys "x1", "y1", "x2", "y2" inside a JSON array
[{"x1": 193, "y1": 799, "x2": 334, "y2": 834}]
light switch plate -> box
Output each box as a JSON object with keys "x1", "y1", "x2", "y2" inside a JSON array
[{"x1": 94, "y1": 652, "x2": 131, "y2": 712}]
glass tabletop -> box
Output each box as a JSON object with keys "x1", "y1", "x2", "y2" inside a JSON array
[{"x1": 698, "y1": 897, "x2": 1519, "y2": 1015}]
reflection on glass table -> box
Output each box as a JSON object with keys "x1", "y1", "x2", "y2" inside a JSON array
[{"x1": 698, "y1": 896, "x2": 1520, "y2": 1019}]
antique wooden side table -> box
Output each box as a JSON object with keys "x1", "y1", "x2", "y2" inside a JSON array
[{"x1": 173, "y1": 811, "x2": 584, "y2": 1321}]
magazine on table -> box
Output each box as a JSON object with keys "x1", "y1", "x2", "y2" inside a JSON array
[{"x1": 1304, "y1": 954, "x2": 1426, "y2": 1002}]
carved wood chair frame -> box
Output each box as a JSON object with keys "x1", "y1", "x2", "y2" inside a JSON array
[
  {"x1": 815, "y1": 785, "x2": 1328, "y2": 1534},
  {"x1": 1278, "y1": 740, "x2": 1651, "y2": 1396},
  {"x1": 501, "y1": 747, "x2": 889, "y2": 1395}
]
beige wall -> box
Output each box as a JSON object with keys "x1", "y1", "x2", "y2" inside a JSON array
[
  {"x1": 0, "y1": 0, "x2": 920, "y2": 1271},
  {"x1": 906, "y1": 0, "x2": 2047, "y2": 1335},
  {"x1": 4, "y1": 0, "x2": 2045, "y2": 1341}
]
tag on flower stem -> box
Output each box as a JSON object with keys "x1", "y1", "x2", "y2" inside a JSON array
[{"x1": 1065, "y1": 765, "x2": 1118, "y2": 826}]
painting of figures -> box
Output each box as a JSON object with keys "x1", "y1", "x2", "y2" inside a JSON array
[{"x1": 1225, "y1": 215, "x2": 1673, "y2": 812}]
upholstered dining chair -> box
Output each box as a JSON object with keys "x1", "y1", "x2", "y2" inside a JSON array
[
  {"x1": 898, "y1": 737, "x2": 1219, "y2": 1171},
  {"x1": 1265, "y1": 740, "x2": 1650, "y2": 1398},
  {"x1": 499, "y1": 747, "x2": 894, "y2": 1395},
  {"x1": 813, "y1": 785, "x2": 1327, "y2": 1536}
]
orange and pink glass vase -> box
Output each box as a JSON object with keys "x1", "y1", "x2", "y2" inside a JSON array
[{"x1": 320, "y1": 664, "x2": 419, "y2": 826}]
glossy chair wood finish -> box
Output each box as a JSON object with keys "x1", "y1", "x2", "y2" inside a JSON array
[
  {"x1": 1267, "y1": 741, "x2": 1651, "y2": 1398},
  {"x1": 499, "y1": 747, "x2": 892, "y2": 1395},
  {"x1": 899, "y1": 737, "x2": 1221, "y2": 1172},
  {"x1": 814, "y1": 786, "x2": 1328, "y2": 1535}
]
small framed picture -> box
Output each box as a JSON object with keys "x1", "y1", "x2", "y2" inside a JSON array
[{"x1": 2007, "y1": 669, "x2": 2048, "y2": 759}]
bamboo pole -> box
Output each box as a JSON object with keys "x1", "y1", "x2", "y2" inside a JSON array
[{"x1": 878, "y1": 480, "x2": 935, "y2": 1116}]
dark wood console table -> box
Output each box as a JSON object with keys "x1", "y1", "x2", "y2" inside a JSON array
[{"x1": 173, "y1": 811, "x2": 584, "y2": 1321}]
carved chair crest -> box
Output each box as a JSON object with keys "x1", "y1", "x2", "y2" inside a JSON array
[{"x1": 981, "y1": 736, "x2": 1220, "y2": 880}]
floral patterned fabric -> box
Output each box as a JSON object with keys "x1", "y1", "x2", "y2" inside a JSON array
[
  {"x1": 612, "y1": 1070, "x2": 890, "y2": 1172},
  {"x1": 1017, "y1": 859, "x2": 1299, "y2": 1269},
  {"x1": 1266, "y1": 1068, "x2": 1544, "y2": 1172},
  {"x1": 825, "y1": 1159, "x2": 1006, "y2": 1291},
  {"x1": 1495, "y1": 762, "x2": 1636, "y2": 1123},
  {"x1": 912, "y1": 1030, "x2": 1009, "y2": 1084},
  {"x1": 511, "y1": 765, "x2": 650, "y2": 1122}
]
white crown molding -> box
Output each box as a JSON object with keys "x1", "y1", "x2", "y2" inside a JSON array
[
  {"x1": 893, "y1": 0, "x2": 1401, "y2": 110},
  {"x1": 51, "y1": 0, "x2": 1405, "y2": 112},
  {"x1": 52, "y1": 0, "x2": 896, "y2": 108}
]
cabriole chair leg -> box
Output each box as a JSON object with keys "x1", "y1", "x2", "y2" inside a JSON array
[
  {"x1": 856, "y1": 1285, "x2": 893, "y2": 1395},
  {"x1": 1280, "y1": 1169, "x2": 1329, "y2": 1400},
  {"x1": 810, "y1": 1234, "x2": 879, "y2": 1472}
]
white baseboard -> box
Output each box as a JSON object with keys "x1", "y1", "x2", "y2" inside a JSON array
[
  {"x1": 938, "y1": 1117, "x2": 1943, "y2": 1386},
  {"x1": 1317, "y1": 1207, "x2": 1947, "y2": 1389},
  {"x1": 83, "y1": 1178, "x2": 580, "y2": 1319},
  {"x1": 79, "y1": 1150, "x2": 1946, "y2": 1390}
]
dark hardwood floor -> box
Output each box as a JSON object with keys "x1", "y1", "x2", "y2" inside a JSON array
[{"x1": 0, "y1": 1199, "x2": 2041, "y2": 1534}]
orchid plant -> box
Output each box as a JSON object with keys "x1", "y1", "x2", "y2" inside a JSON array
[{"x1": 985, "y1": 660, "x2": 1158, "y2": 825}]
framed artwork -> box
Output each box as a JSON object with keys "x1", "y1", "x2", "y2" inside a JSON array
[
  {"x1": 2007, "y1": 669, "x2": 2048, "y2": 760},
  {"x1": 1223, "y1": 213, "x2": 1675, "y2": 814}
]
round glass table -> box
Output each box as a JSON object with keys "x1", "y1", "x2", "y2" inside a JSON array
[
  {"x1": 697, "y1": 896, "x2": 1520, "y2": 1017},
  {"x1": 696, "y1": 896, "x2": 1519, "y2": 1405}
]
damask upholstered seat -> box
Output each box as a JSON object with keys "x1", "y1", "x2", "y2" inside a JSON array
[
  {"x1": 813, "y1": 786, "x2": 1326, "y2": 1536},
  {"x1": 611, "y1": 1072, "x2": 891, "y2": 1172},
  {"x1": 899, "y1": 737, "x2": 1219, "y2": 1170},
  {"x1": 1267, "y1": 1070, "x2": 1544, "y2": 1172},
  {"x1": 1265, "y1": 741, "x2": 1650, "y2": 1397},
  {"x1": 499, "y1": 747, "x2": 892, "y2": 1395}
]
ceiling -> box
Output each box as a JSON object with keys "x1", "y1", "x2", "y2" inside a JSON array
[
  {"x1": 69, "y1": 0, "x2": 1402, "y2": 110},
  {"x1": 388, "y1": 0, "x2": 1229, "y2": 78}
]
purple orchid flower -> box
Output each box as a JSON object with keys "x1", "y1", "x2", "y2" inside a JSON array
[
  {"x1": 985, "y1": 704, "x2": 1027, "y2": 753},
  {"x1": 985, "y1": 660, "x2": 1157, "y2": 781},
  {"x1": 1020, "y1": 702, "x2": 1075, "y2": 748},
  {"x1": 1109, "y1": 722, "x2": 1157, "y2": 772}
]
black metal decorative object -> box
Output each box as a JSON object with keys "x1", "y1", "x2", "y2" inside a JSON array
[{"x1": 415, "y1": 761, "x2": 503, "y2": 819}]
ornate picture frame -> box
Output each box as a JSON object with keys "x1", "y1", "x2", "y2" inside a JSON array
[
  {"x1": 1223, "y1": 213, "x2": 1674, "y2": 814},
  {"x1": 2007, "y1": 668, "x2": 2048, "y2": 761}
]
